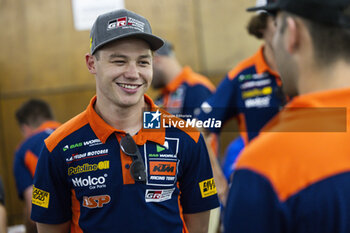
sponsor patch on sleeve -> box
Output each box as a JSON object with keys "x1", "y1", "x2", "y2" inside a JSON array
[
  {"x1": 32, "y1": 186, "x2": 50, "y2": 208},
  {"x1": 199, "y1": 178, "x2": 217, "y2": 198}
]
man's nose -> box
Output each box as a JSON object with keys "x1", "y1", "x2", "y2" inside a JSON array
[{"x1": 124, "y1": 62, "x2": 139, "y2": 78}]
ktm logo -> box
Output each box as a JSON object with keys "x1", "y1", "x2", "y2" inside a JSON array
[
  {"x1": 83, "y1": 195, "x2": 111, "y2": 208},
  {"x1": 149, "y1": 161, "x2": 176, "y2": 176}
]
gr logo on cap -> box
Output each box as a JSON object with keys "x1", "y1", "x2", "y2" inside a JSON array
[{"x1": 89, "y1": 9, "x2": 164, "y2": 54}]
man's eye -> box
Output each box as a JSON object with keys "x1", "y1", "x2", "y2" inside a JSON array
[
  {"x1": 112, "y1": 60, "x2": 125, "y2": 64},
  {"x1": 139, "y1": 60, "x2": 150, "y2": 66}
]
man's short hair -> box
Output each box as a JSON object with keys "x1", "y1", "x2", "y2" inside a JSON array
[
  {"x1": 15, "y1": 99, "x2": 54, "y2": 128},
  {"x1": 304, "y1": 18, "x2": 350, "y2": 65},
  {"x1": 247, "y1": 13, "x2": 268, "y2": 39},
  {"x1": 279, "y1": 12, "x2": 350, "y2": 66}
]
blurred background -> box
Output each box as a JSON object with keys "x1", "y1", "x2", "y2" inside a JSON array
[{"x1": 0, "y1": 0, "x2": 259, "y2": 226}]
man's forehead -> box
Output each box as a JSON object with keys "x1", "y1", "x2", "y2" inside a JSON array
[{"x1": 97, "y1": 39, "x2": 152, "y2": 57}]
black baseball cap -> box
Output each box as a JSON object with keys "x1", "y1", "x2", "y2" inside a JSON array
[
  {"x1": 247, "y1": 0, "x2": 350, "y2": 27},
  {"x1": 90, "y1": 9, "x2": 164, "y2": 54}
]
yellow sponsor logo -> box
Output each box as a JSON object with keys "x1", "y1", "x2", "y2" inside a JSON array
[
  {"x1": 68, "y1": 160, "x2": 110, "y2": 176},
  {"x1": 90, "y1": 37, "x2": 93, "y2": 49},
  {"x1": 242, "y1": 86, "x2": 272, "y2": 99},
  {"x1": 199, "y1": 178, "x2": 217, "y2": 198},
  {"x1": 32, "y1": 186, "x2": 50, "y2": 208}
]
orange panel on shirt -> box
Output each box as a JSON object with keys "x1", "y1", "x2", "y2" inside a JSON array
[
  {"x1": 236, "y1": 90, "x2": 350, "y2": 201},
  {"x1": 71, "y1": 189, "x2": 83, "y2": 233},
  {"x1": 24, "y1": 150, "x2": 38, "y2": 177}
]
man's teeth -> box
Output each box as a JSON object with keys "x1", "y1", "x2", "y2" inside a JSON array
[{"x1": 118, "y1": 84, "x2": 139, "y2": 89}]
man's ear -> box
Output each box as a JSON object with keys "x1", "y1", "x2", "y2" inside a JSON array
[
  {"x1": 285, "y1": 17, "x2": 299, "y2": 53},
  {"x1": 85, "y1": 53, "x2": 96, "y2": 74}
]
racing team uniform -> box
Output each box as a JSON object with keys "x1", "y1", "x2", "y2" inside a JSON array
[
  {"x1": 31, "y1": 95, "x2": 220, "y2": 233},
  {"x1": 196, "y1": 46, "x2": 286, "y2": 144},
  {"x1": 224, "y1": 88, "x2": 350, "y2": 233},
  {"x1": 13, "y1": 121, "x2": 60, "y2": 199},
  {"x1": 155, "y1": 66, "x2": 215, "y2": 118}
]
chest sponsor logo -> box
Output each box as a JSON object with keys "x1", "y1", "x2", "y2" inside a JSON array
[
  {"x1": 72, "y1": 174, "x2": 107, "y2": 189},
  {"x1": 63, "y1": 139, "x2": 102, "y2": 151},
  {"x1": 240, "y1": 79, "x2": 272, "y2": 90},
  {"x1": 145, "y1": 188, "x2": 175, "y2": 203},
  {"x1": 238, "y1": 73, "x2": 269, "y2": 82},
  {"x1": 147, "y1": 139, "x2": 178, "y2": 160},
  {"x1": 68, "y1": 160, "x2": 109, "y2": 175},
  {"x1": 245, "y1": 96, "x2": 271, "y2": 108},
  {"x1": 32, "y1": 186, "x2": 50, "y2": 208},
  {"x1": 242, "y1": 86, "x2": 272, "y2": 99},
  {"x1": 83, "y1": 195, "x2": 111, "y2": 208},
  {"x1": 66, "y1": 149, "x2": 109, "y2": 163},
  {"x1": 199, "y1": 178, "x2": 217, "y2": 198},
  {"x1": 149, "y1": 161, "x2": 177, "y2": 176}
]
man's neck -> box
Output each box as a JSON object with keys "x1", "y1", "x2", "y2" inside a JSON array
[
  {"x1": 94, "y1": 96, "x2": 148, "y2": 135},
  {"x1": 263, "y1": 44, "x2": 278, "y2": 72},
  {"x1": 166, "y1": 60, "x2": 183, "y2": 85},
  {"x1": 299, "y1": 60, "x2": 350, "y2": 95}
]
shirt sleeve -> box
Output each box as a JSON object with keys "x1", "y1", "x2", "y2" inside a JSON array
[
  {"x1": 13, "y1": 150, "x2": 35, "y2": 199},
  {"x1": 183, "y1": 84, "x2": 213, "y2": 117},
  {"x1": 31, "y1": 145, "x2": 72, "y2": 224},
  {"x1": 224, "y1": 169, "x2": 288, "y2": 233},
  {"x1": 196, "y1": 75, "x2": 238, "y2": 133},
  {"x1": 178, "y1": 134, "x2": 220, "y2": 213}
]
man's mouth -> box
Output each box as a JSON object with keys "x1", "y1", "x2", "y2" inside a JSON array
[{"x1": 117, "y1": 83, "x2": 142, "y2": 90}]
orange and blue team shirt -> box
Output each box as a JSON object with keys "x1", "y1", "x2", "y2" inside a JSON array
[
  {"x1": 196, "y1": 46, "x2": 286, "y2": 144},
  {"x1": 224, "y1": 88, "x2": 350, "y2": 233},
  {"x1": 31, "y1": 95, "x2": 219, "y2": 233},
  {"x1": 13, "y1": 121, "x2": 60, "y2": 199},
  {"x1": 155, "y1": 66, "x2": 215, "y2": 117}
]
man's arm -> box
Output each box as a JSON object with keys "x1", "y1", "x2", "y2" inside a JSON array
[
  {"x1": 0, "y1": 204, "x2": 7, "y2": 233},
  {"x1": 24, "y1": 186, "x2": 37, "y2": 233},
  {"x1": 184, "y1": 210, "x2": 210, "y2": 233},
  {"x1": 37, "y1": 221, "x2": 70, "y2": 233},
  {"x1": 204, "y1": 132, "x2": 228, "y2": 205}
]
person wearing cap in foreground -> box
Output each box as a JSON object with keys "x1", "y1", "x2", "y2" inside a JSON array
[
  {"x1": 152, "y1": 40, "x2": 215, "y2": 118},
  {"x1": 224, "y1": 0, "x2": 350, "y2": 232},
  {"x1": 30, "y1": 9, "x2": 219, "y2": 233}
]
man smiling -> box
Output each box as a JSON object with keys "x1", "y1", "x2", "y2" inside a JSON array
[{"x1": 31, "y1": 9, "x2": 219, "y2": 233}]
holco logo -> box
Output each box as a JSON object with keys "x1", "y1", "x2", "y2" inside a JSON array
[
  {"x1": 149, "y1": 161, "x2": 176, "y2": 176},
  {"x1": 72, "y1": 174, "x2": 107, "y2": 187},
  {"x1": 83, "y1": 195, "x2": 111, "y2": 208}
]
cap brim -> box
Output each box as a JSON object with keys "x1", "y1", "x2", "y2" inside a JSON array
[
  {"x1": 246, "y1": 2, "x2": 279, "y2": 13},
  {"x1": 92, "y1": 32, "x2": 164, "y2": 54}
]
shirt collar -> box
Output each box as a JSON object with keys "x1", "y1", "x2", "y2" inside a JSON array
[
  {"x1": 255, "y1": 46, "x2": 280, "y2": 78},
  {"x1": 35, "y1": 121, "x2": 61, "y2": 133},
  {"x1": 163, "y1": 66, "x2": 192, "y2": 93},
  {"x1": 87, "y1": 95, "x2": 165, "y2": 146}
]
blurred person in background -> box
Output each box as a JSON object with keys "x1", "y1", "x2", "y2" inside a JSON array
[
  {"x1": 224, "y1": 0, "x2": 350, "y2": 232},
  {"x1": 152, "y1": 40, "x2": 215, "y2": 118},
  {"x1": 196, "y1": 0, "x2": 287, "y2": 205},
  {"x1": 13, "y1": 99, "x2": 60, "y2": 233},
  {"x1": 0, "y1": 177, "x2": 7, "y2": 233}
]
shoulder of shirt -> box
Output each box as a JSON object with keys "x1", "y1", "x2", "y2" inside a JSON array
[
  {"x1": 45, "y1": 111, "x2": 89, "y2": 153},
  {"x1": 227, "y1": 53, "x2": 258, "y2": 80},
  {"x1": 183, "y1": 70, "x2": 216, "y2": 92},
  {"x1": 160, "y1": 109, "x2": 201, "y2": 143}
]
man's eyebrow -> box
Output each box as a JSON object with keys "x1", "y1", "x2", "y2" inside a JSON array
[
  {"x1": 109, "y1": 54, "x2": 127, "y2": 59},
  {"x1": 139, "y1": 54, "x2": 152, "y2": 59}
]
